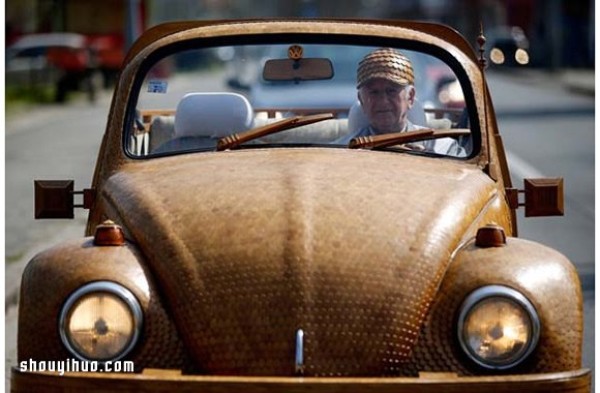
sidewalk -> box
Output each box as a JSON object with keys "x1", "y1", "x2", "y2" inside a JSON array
[
  {"x1": 560, "y1": 68, "x2": 596, "y2": 290},
  {"x1": 561, "y1": 69, "x2": 595, "y2": 96},
  {"x1": 563, "y1": 68, "x2": 596, "y2": 291},
  {"x1": 486, "y1": 67, "x2": 595, "y2": 119}
]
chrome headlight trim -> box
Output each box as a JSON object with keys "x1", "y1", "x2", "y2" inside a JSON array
[
  {"x1": 457, "y1": 285, "x2": 540, "y2": 370},
  {"x1": 59, "y1": 281, "x2": 143, "y2": 362}
]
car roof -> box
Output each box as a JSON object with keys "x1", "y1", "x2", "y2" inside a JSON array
[
  {"x1": 124, "y1": 19, "x2": 479, "y2": 65},
  {"x1": 9, "y1": 32, "x2": 87, "y2": 50}
]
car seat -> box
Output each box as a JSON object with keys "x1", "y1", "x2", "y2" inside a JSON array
[
  {"x1": 174, "y1": 92, "x2": 253, "y2": 138},
  {"x1": 153, "y1": 92, "x2": 254, "y2": 153}
]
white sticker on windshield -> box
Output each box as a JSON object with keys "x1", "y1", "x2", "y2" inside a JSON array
[{"x1": 147, "y1": 80, "x2": 168, "y2": 93}]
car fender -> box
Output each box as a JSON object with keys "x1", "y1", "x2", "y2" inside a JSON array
[
  {"x1": 17, "y1": 238, "x2": 191, "y2": 371},
  {"x1": 411, "y1": 236, "x2": 582, "y2": 374}
]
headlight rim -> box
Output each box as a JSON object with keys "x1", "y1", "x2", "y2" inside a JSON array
[
  {"x1": 457, "y1": 284, "x2": 541, "y2": 370},
  {"x1": 59, "y1": 280, "x2": 143, "y2": 363}
]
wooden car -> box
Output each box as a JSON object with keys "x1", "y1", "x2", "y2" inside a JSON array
[{"x1": 12, "y1": 19, "x2": 590, "y2": 392}]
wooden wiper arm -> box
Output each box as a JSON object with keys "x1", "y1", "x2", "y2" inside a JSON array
[
  {"x1": 217, "y1": 113, "x2": 334, "y2": 151},
  {"x1": 349, "y1": 129, "x2": 434, "y2": 149},
  {"x1": 349, "y1": 128, "x2": 470, "y2": 149}
]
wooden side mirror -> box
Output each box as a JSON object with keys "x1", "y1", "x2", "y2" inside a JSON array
[
  {"x1": 34, "y1": 180, "x2": 75, "y2": 219},
  {"x1": 524, "y1": 178, "x2": 564, "y2": 217},
  {"x1": 506, "y1": 178, "x2": 564, "y2": 217}
]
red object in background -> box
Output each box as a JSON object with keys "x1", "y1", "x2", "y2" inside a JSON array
[
  {"x1": 86, "y1": 34, "x2": 125, "y2": 71},
  {"x1": 46, "y1": 47, "x2": 89, "y2": 72},
  {"x1": 8, "y1": 32, "x2": 92, "y2": 72}
]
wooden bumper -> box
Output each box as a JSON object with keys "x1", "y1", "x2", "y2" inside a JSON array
[{"x1": 11, "y1": 368, "x2": 591, "y2": 393}]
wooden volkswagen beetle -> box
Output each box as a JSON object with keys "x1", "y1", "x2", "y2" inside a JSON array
[{"x1": 12, "y1": 19, "x2": 590, "y2": 392}]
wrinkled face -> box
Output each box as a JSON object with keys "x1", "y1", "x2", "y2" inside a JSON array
[{"x1": 358, "y1": 78, "x2": 415, "y2": 134}]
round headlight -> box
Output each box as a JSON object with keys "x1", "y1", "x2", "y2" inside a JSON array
[
  {"x1": 515, "y1": 48, "x2": 530, "y2": 65},
  {"x1": 457, "y1": 285, "x2": 540, "y2": 370},
  {"x1": 59, "y1": 281, "x2": 143, "y2": 362},
  {"x1": 490, "y1": 47, "x2": 505, "y2": 65}
]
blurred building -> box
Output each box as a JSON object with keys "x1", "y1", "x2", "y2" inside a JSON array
[
  {"x1": 6, "y1": 0, "x2": 147, "y2": 84},
  {"x1": 6, "y1": 0, "x2": 594, "y2": 69},
  {"x1": 382, "y1": 0, "x2": 594, "y2": 69}
]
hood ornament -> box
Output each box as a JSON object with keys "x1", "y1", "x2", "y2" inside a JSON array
[{"x1": 295, "y1": 329, "x2": 304, "y2": 376}]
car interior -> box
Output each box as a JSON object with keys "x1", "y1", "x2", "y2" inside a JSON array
[{"x1": 128, "y1": 43, "x2": 472, "y2": 158}]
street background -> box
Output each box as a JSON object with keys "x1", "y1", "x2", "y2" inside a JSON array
[{"x1": 4, "y1": 0, "x2": 595, "y2": 390}]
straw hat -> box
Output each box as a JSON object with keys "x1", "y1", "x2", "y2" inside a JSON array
[{"x1": 357, "y1": 48, "x2": 414, "y2": 88}]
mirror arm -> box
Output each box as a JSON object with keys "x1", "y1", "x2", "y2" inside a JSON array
[
  {"x1": 505, "y1": 178, "x2": 564, "y2": 217},
  {"x1": 34, "y1": 180, "x2": 95, "y2": 219}
]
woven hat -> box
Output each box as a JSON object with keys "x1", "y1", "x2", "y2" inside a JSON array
[{"x1": 357, "y1": 48, "x2": 414, "y2": 88}]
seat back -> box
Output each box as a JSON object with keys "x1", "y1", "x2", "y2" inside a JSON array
[
  {"x1": 149, "y1": 115, "x2": 175, "y2": 151},
  {"x1": 174, "y1": 92, "x2": 253, "y2": 138},
  {"x1": 253, "y1": 117, "x2": 349, "y2": 143}
]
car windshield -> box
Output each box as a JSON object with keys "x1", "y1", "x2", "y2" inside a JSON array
[{"x1": 127, "y1": 41, "x2": 476, "y2": 158}]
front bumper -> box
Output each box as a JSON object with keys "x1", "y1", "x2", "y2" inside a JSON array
[{"x1": 11, "y1": 367, "x2": 591, "y2": 393}]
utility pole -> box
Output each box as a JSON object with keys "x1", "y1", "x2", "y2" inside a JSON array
[{"x1": 125, "y1": 0, "x2": 142, "y2": 50}]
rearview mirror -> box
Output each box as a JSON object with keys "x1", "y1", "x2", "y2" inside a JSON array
[{"x1": 263, "y1": 58, "x2": 334, "y2": 82}]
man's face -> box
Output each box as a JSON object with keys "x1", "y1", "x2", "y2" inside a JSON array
[{"x1": 358, "y1": 78, "x2": 415, "y2": 133}]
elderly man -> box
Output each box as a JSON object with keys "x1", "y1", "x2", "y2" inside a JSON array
[{"x1": 339, "y1": 48, "x2": 464, "y2": 156}]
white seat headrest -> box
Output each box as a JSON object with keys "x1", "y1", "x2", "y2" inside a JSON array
[{"x1": 174, "y1": 92, "x2": 253, "y2": 138}]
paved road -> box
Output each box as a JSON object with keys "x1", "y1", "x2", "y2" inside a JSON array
[
  {"x1": 5, "y1": 95, "x2": 109, "y2": 308},
  {"x1": 487, "y1": 68, "x2": 595, "y2": 388},
  {"x1": 5, "y1": 95, "x2": 110, "y2": 390},
  {"x1": 488, "y1": 69, "x2": 594, "y2": 285}
]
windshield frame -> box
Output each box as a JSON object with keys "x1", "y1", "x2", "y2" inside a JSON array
[{"x1": 123, "y1": 32, "x2": 482, "y2": 160}]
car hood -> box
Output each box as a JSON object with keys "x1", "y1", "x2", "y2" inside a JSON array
[{"x1": 104, "y1": 148, "x2": 496, "y2": 376}]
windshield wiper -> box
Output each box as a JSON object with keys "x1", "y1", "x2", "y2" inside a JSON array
[
  {"x1": 217, "y1": 113, "x2": 334, "y2": 151},
  {"x1": 348, "y1": 128, "x2": 470, "y2": 149}
]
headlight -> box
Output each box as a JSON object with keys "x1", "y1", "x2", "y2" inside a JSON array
[
  {"x1": 59, "y1": 281, "x2": 143, "y2": 362},
  {"x1": 490, "y1": 47, "x2": 505, "y2": 65},
  {"x1": 515, "y1": 48, "x2": 530, "y2": 65},
  {"x1": 457, "y1": 285, "x2": 540, "y2": 370}
]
